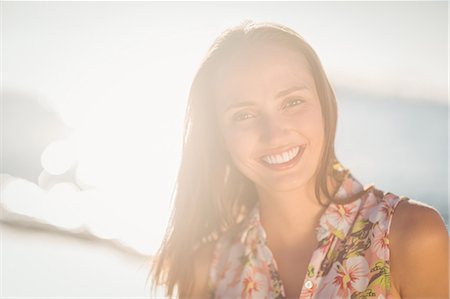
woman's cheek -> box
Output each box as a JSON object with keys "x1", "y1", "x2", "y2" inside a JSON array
[
  {"x1": 290, "y1": 107, "x2": 323, "y2": 135},
  {"x1": 223, "y1": 125, "x2": 258, "y2": 156}
]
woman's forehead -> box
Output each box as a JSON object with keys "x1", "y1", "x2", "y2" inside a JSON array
[
  {"x1": 213, "y1": 44, "x2": 315, "y2": 103},
  {"x1": 221, "y1": 42, "x2": 310, "y2": 73}
]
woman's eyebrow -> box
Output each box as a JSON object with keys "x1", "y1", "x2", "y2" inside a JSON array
[
  {"x1": 275, "y1": 85, "x2": 309, "y2": 98},
  {"x1": 224, "y1": 100, "x2": 255, "y2": 113},
  {"x1": 223, "y1": 85, "x2": 309, "y2": 113}
]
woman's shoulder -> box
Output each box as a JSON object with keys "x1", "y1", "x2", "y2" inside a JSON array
[
  {"x1": 389, "y1": 198, "x2": 449, "y2": 298},
  {"x1": 389, "y1": 197, "x2": 448, "y2": 254},
  {"x1": 390, "y1": 198, "x2": 447, "y2": 234}
]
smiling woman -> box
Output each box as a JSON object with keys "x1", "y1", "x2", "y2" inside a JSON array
[
  {"x1": 148, "y1": 21, "x2": 449, "y2": 299},
  {"x1": 214, "y1": 43, "x2": 326, "y2": 195}
]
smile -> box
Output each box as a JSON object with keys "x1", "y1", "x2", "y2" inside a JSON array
[{"x1": 259, "y1": 145, "x2": 305, "y2": 170}]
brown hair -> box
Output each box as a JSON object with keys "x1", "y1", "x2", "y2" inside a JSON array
[{"x1": 148, "y1": 20, "x2": 343, "y2": 298}]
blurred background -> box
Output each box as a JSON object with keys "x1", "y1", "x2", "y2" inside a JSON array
[{"x1": 1, "y1": 1, "x2": 448, "y2": 297}]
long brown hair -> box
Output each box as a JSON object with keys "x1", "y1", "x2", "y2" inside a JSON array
[{"x1": 148, "y1": 20, "x2": 343, "y2": 298}]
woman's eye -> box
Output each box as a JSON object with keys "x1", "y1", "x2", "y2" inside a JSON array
[
  {"x1": 283, "y1": 98, "x2": 304, "y2": 109},
  {"x1": 232, "y1": 112, "x2": 254, "y2": 122}
]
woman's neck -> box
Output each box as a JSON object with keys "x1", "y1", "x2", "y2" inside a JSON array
[{"x1": 256, "y1": 176, "x2": 335, "y2": 247}]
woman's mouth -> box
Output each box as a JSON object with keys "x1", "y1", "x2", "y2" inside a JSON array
[{"x1": 259, "y1": 145, "x2": 305, "y2": 170}]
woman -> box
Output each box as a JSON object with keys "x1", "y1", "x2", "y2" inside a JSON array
[{"x1": 149, "y1": 21, "x2": 449, "y2": 298}]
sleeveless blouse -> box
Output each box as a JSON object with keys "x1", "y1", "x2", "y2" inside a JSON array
[{"x1": 208, "y1": 171, "x2": 409, "y2": 299}]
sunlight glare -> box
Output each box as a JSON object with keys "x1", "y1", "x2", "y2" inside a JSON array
[
  {"x1": 41, "y1": 138, "x2": 76, "y2": 175},
  {"x1": 1, "y1": 178, "x2": 46, "y2": 218},
  {"x1": 45, "y1": 182, "x2": 82, "y2": 230}
]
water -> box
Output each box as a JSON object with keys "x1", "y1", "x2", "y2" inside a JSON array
[{"x1": 335, "y1": 91, "x2": 448, "y2": 227}]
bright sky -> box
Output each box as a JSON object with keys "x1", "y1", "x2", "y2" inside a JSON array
[
  {"x1": 2, "y1": 1, "x2": 448, "y2": 255},
  {"x1": 4, "y1": 1, "x2": 448, "y2": 108}
]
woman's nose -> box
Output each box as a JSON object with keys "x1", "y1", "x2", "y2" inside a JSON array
[{"x1": 259, "y1": 115, "x2": 288, "y2": 144}]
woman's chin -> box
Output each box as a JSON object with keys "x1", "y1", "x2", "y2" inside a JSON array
[{"x1": 254, "y1": 175, "x2": 314, "y2": 195}]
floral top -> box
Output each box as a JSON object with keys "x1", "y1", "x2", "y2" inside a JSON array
[{"x1": 208, "y1": 171, "x2": 409, "y2": 299}]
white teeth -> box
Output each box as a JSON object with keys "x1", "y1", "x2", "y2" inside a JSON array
[{"x1": 262, "y1": 146, "x2": 301, "y2": 165}]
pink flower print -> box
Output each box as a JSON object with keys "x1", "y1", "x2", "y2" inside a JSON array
[
  {"x1": 359, "y1": 191, "x2": 379, "y2": 219},
  {"x1": 228, "y1": 260, "x2": 246, "y2": 289},
  {"x1": 383, "y1": 193, "x2": 398, "y2": 202},
  {"x1": 219, "y1": 245, "x2": 246, "y2": 289},
  {"x1": 320, "y1": 200, "x2": 360, "y2": 240},
  {"x1": 334, "y1": 257, "x2": 369, "y2": 296},
  {"x1": 241, "y1": 267, "x2": 270, "y2": 299},
  {"x1": 371, "y1": 223, "x2": 389, "y2": 260},
  {"x1": 318, "y1": 236, "x2": 333, "y2": 255},
  {"x1": 368, "y1": 196, "x2": 398, "y2": 231},
  {"x1": 316, "y1": 223, "x2": 331, "y2": 241},
  {"x1": 316, "y1": 256, "x2": 370, "y2": 298},
  {"x1": 335, "y1": 175, "x2": 364, "y2": 200},
  {"x1": 335, "y1": 185, "x2": 349, "y2": 200}
]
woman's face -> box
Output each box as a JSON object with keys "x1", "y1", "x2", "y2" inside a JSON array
[{"x1": 214, "y1": 43, "x2": 325, "y2": 194}]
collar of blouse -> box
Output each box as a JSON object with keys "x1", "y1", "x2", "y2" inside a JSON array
[{"x1": 239, "y1": 171, "x2": 375, "y2": 247}]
